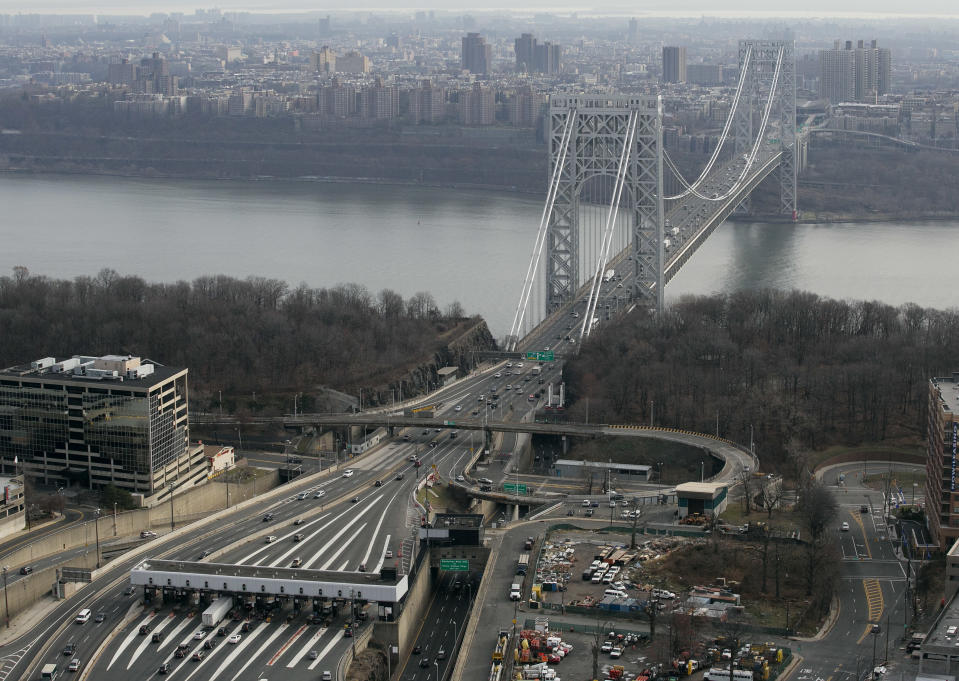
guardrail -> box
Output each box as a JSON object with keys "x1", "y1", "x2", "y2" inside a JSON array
[{"x1": 337, "y1": 621, "x2": 374, "y2": 681}]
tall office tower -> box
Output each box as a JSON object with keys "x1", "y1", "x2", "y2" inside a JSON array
[
  {"x1": 662, "y1": 46, "x2": 687, "y2": 84},
  {"x1": 534, "y1": 42, "x2": 561, "y2": 75},
  {"x1": 927, "y1": 373, "x2": 959, "y2": 550},
  {"x1": 819, "y1": 39, "x2": 892, "y2": 103},
  {"x1": 310, "y1": 46, "x2": 336, "y2": 73},
  {"x1": 107, "y1": 57, "x2": 136, "y2": 86},
  {"x1": 0, "y1": 354, "x2": 201, "y2": 496},
  {"x1": 136, "y1": 51, "x2": 176, "y2": 95},
  {"x1": 515, "y1": 33, "x2": 535, "y2": 73},
  {"x1": 461, "y1": 32, "x2": 491, "y2": 75},
  {"x1": 628, "y1": 18, "x2": 639, "y2": 44}
]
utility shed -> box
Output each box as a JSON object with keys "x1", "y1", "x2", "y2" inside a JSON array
[
  {"x1": 675, "y1": 482, "x2": 728, "y2": 517},
  {"x1": 437, "y1": 367, "x2": 459, "y2": 386}
]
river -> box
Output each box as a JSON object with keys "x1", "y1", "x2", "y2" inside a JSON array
[{"x1": 1, "y1": 173, "x2": 956, "y2": 338}]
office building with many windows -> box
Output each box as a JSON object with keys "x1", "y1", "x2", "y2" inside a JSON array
[
  {"x1": 0, "y1": 354, "x2": 200, "y2": 497},
  {"x1": 927, "y1": 372, "x2": 959, "y2": 550}
]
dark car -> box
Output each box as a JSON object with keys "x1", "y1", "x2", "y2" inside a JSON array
[
  {"x1": 203, "y1": 640, "x2": 218, "y2": 650},
  {"x1": 158, "y1": 662, "x2": 171, "y2": 674},
  {"x1": 860, "y1": 504, "x2": 869, "y2": 513},
  {"x1": 344, "y1": 628, "x2": 354, "y2": 637},
  {"x1": 374, "y1": 480, "x2": 382, "y2": 487},
  {"x1": 263, "y1": 513, "x2": 274, "y2": 522},
  {"x1": 419, "y1": 658, "x2": 431, "y2": 668},
  {"x1": 19, "y1": 566, "x2": 33, "y2": 575},
  {"x1": 94, "y1": 612, "x2": 105, "y2": 623},
  {"x1": 139, "y1": 624, "x2": 151, "y2": 635},
  {"x1": 123, "y1": 586, "x2": 136, "y2": 596},
  {"x1": 412, "y1": 645, "x2": 422, "y2": 655},
  {"x1": 218, "y1": 627, "x2": 228, "y2": 637},
  {"x1": 152, "y1": 632, "x2": 164, "y2": 643},
  {"x1": 63, "y1": 643, "x2": 76, "y2": 656},
  {"x1": 351, "y1": 496, "x2": 359, "y2": 503},
  {"x1": 192, "y1": 651, "x2": 205, "y2": 662}
]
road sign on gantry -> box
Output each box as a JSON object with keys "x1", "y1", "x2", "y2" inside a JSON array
[
  {"x1": 524, "y1": 351, "x2": 554, "y2": 362},
  {"x1": 440, "y1": 559, "x2": 469, "y2": 571}
]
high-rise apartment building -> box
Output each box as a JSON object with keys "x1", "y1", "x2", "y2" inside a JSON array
[
  {"x1": 136, "y1": 52, "x2": 177, "y2": 96},
  {"x1": 358, "y1": 77, "x2": 398, "y2": 119},
  {"x1": 409, "y1": 79, "x2": 446, "y2": 124},
  {"x1": 310, "y1": 46, "x2": 336, "y2": 73},
  {"x1": 0, "y1": 354, "x2": 199, "y2": 496},
  {"x1": 927, "y1": 373, "x2": 959, "y2": 550},
  {"x1": 337, "y1": 51, "x2": 371, "y2": 74},
  {"x1": 514, "y1": 33, "x2": 562, "y2": 74},
  {"x1": 458, "y1": 83, "x2": 494, "y2": 125},
  {"x1": 461, "y1": 32, "x2": 491, "y2": 75},
  {"x1": 662, "y1": 46, "x2": 686, "y2": 84},
  {"x1": 107, "y1": 58, "x2": 136, "y2": 86},
  {"x1": 509, "y1": 86, "x2": 546, "y2": 127},
  {"x1": 820, "y1": 39, "x2": 891, "y2": 103},
  {"x1": 515, "y1": 33, "x2": 535, "y2": 73}
]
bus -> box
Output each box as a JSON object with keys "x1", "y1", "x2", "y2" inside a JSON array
[
  {"x1": 41, "y1": 664, "x2": 59, "y2": 680},
  {"x1": 705, "y1": 669, "x2": 754, "y2": 681},
  {"x1": 516, "y1": 553, "x2": 531, "y2": 575}
]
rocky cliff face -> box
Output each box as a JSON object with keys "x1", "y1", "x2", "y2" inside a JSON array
[{"x1": 366, "y1": 318, "x2": 497, "y2": 407}]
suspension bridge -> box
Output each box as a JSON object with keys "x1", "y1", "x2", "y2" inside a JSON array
[{"x1": 506, "y1": 39, "x2": 800, "y2": 351}]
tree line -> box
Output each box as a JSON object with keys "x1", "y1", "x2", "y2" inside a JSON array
[
  {"x1": 565, "y1": 289, "x2": 959, "y2": 468},
  {"x1": 0, "y1": 266, "x2": 476, "y2": 407}
]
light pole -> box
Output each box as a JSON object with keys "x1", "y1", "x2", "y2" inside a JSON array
[
  {"x1": 2, "y1": 565, "x2": 9, "y2": 628},
  {"x1": 113, "y1": 502, "x2": 117, "y2": 537},
  {"x1": 649, "y1": 400, "x2": 654, "y2": 427},
  {"x1": 94, "y1": 508, "x2": 101, "y2": 569},
  {"x1": 700, "y1": 461, "x2": 704, "y2": 482},
  {"x1": 167, "y1": 482, "x2": 176, "y2": 531},
  {"x1": 657, "y1": 461, "x2": 664, "y2": 483}
]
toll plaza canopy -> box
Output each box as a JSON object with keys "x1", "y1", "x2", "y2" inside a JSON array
[{"x1": 130, "y1": 559, "x2": 408, "y2": 602}]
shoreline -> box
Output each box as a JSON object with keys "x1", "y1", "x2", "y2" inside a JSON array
[{"x1": 1, "y1": 167, "x2": 957, "y2": 225}]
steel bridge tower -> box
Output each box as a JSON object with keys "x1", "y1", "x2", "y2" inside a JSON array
[
  {"x1": 734, "y1": 39, "x2": 797, "y2": 217},
  {"x1": 544, "y1": 95, "x2": 664, "y2": 314}
]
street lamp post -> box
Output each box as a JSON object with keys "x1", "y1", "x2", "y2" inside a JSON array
[
  {"x1": 94, "y1": 508, "x2": 101, "y2": 569},
  {"x1": 168, "y1": 483, "x2": 176, "y2": 531},
  {"x1": 2, "y1": 565, "x2": 9, "y2": 628},
  {"x1": 113, "y1": 502, "x2": 117, "y2": 537},
  {"x1": 700, "y1": 461, "x2": 704, "y2": 482}
]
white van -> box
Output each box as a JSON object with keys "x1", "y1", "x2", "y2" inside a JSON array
[
  {"x1": 706, "y1": 670, "x2": 754, "y2": 681},
  {"x1": 509, "y1": 583, "x2": 522, "y2": 601},
  {"x1": 75, "y1": 608, "x2": 92, "y2": 624},
  {"x1": 604, "y1": 589, "x2": 628, "y2": 599}
]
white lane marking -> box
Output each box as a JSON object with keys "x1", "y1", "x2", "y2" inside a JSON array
[
  {"x1": 107, "y1": 611, "x2": 155, "y2": 670},
  {"x1": 308, "y1": 630, "x2": 344, "y2": 670},
  {"x1": 373, "y1": 534, "x2": 392, "y2": 574},
  {"x1": 157, "y1": 616, "x2": 194, "y2": 652},
  {"x1": 338, "y1": 560, "x2": 350, "y2": 571},
  {"x1": 227, "y1": 624, "x2": 290, "y2": 681},
  {"x1": 236, "y1": 513, "x2": 332, "y2": 564},
  {"x1": 287, "y1": 627, "x2": 328, "y2": 668},
  {"x1": 359, "y1": 489, "x2": 403, "y2": 568},
  {"x1": 179, "y1": 623, "x2": 245, "y2": 681},
  {"x1": 125, "y1": 613, "x2": 175, "y2": 669},
  {"x1": 302, "y1": 497, "x2": 384, "y2": 569},
  {"x1": 204, "y1": 622, "x2": 268, "y2": 681},
  {"x1": 319, "y1": 522, "x2": 368, "y2": 570}
]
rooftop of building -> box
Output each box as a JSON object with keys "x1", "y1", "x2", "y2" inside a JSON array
[
  {"x1": 675, "y1": 481, "x2": 728, "y2": 496},
  {"x1": 0, "y1": 354, "x2": 184, "y2": 387},
  {"x1": 923, "y1": 587, "x2": 959, "y2": 653},
  {"x1": 932, "y1": 372, "x2": 959, "y2": 416}
]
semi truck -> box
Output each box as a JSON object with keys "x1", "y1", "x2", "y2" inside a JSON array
[
  {"x1": 602, "y1": 268, "x2": 615, "y2": 283},
  {"x1": 201, "y1": 596, "x2": 233, "y2": 628}
]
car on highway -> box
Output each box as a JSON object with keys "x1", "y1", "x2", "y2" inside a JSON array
[
  {"x1": 322, "y1": 671, "x2": 333, "y2": 681},
  {"x1": 265, "y1": 535, "x2": 277, "y2": 543},
  {"x1": 375, "y1": 480, "x2": 383, "y2": 487},
  {"x1": 140, "y1": 530, "x2": 157, "y2": 538},
  {"x1": 395, "y1": 472, "x2": 405, "y2": 480},
  {"x1": 437, "y1": 649, "x2": 446, "y2": 659},
  {"x1": 478, "y1": 395, "x2": 485, "y2": 401},
  {"x1": 412, "y1": 645, "x2": 422, "y2": 654},
  {"x1": 19, "y1": 565, "x2": 32, "y2": 574},
  {"x1": 63, "y1": 643, "x2": 76, "y2": 656},
  {"x1": 342, "y1": 470, "x2": 355, "y2": 478},
  {"x1": 262, "y1": 513, "x2": 274, "y2": 522},
  {"x1": 228, "y1": 634, "x2": 242, "y2": 644},
  {"x1": 456, "y1": 475, "x2": 465, "y2": 482},
  {"x1": 309, "y1": 650, "x2": 319, "y2": 660},
  {"x1": 841, "y1": 521, "x2": 850, "y2": 531},
  {"x1": 351, "y1": 496, "x2": 359, "y2": 503},
  {"x1": 199, "y1": 549, "x2": 212, "y2": 558},
  {"x1": 192, "y1": 651, "x2": 205, "y2": 662},
  {"x1": 123, "y1": 586, "x2": 136, "y2": 596},
  {"x1": 68, "y1": 658, "x2": 80, "y2": 671},
  {"x1": 297, "y1": 492, "x2": 308, "y2": 500},
  {"x1": 494, "y1": 372, "x2": 502, "y2": 378},
  {"x1": 386, "y1": 550, "x2": 393, "y2": 559},
  {"x1": 94, "y1": 612, "x2": 105, "y2": 623},
  {"x1": 454, "y1": 405, "x2": 462, "y2": 411},
  {"x1": 158, "y1": 662, "x2": 171, "y2": 674},
  {"x1": 193, "y1": 631, "x2": 205, "y2": 640},
  {"x1": 860, "y1": 504, "x2": 869, "y2": 513},
  {"x1": 478, "y1": 478, "x2": 493, "y2": 485},
  {"x1": 419, "y1": 658, "x2": 431, "y2": 668},
  {"x1": 152, "y1": 632, "x2": 164, "y2": 643}
]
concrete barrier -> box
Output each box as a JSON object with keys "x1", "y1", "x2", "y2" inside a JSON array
[
  {"x1": 2, "y1": 471, "x2": 279, "y2": 571},
  {"x1": 2, "y1": 550, "x2": 99, "y2": 624}
]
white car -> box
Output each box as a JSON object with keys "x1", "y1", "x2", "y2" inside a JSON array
[
  {"x1": 516, "y1": 362, "x2": 524, "y2": 368},
  {"x1": 314, "y1": 490, "x2": 326, "y2": 498},
  {"x1": 841, "y1": 521, "x2": 850, "y2": 531},
  {"x1": 265, "y1": 535, "x2": 277, "y2": 543},
  {"x1": 454, "y1": 405, "x2": 462, "y2": 412},
  {"x1": 342, "y1": 470, "x2": 355, "y2": 478},
  {"x1": 194, "y1": 631, "x2": 205, "y2": 640},
  {"x1": 228, "y1": 634, "x2": 242, "y2": 644},
  {"x1": 494, "y1": 372, "x2": 502, "y2": 378}
]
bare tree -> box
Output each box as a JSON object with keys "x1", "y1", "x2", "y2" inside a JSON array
[
  {"x1": 797, "y1": 480, "x2": 838, "y2": 596},
  {"x1": 738, "y1": 470, "x2": 754, "y2": 514},
  {"x1": 756, "y1": 476, "x2": 786, "y2": 519}
]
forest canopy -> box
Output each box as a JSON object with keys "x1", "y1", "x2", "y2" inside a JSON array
[
  {"x1": 0, "y1": 266, "x2": 475, "y2": 400},
  {"x1": 564, "y1": 289, "x2": 959, "y2": 466}
]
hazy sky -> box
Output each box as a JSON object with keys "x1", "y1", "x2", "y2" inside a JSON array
[{"x1": 3, "y1": 0, "x2": 959, "y2": 18}]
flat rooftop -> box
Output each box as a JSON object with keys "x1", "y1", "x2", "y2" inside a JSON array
[
  {"x1": 923, "y1": 588, "x2": 959, "y2": 653},
  {"x1": 1, "y1": 355, "x2": 183, "y2": 387},
  {"x1": 555, "y1": 459, "x2": 651, "y2": 472},
  {"x1": 933, "y1": 375, "x2": 959, "y2": 416},
  {"x1": 133, "y1": 559, "x2": 401, "y2": 585},
  {"x1": 675, "y1": 482, "x2": 727, "y2": 496}
]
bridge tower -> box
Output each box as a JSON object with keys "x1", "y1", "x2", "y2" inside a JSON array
[
  {"x1": 734, "y1": 39, "x2": 797, "y2": 217},
  {"x1": 544, "y1": 95, "x2": 665, "y2": 314}
]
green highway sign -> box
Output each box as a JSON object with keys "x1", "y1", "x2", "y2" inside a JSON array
[
  {"x1": 443, "y1": 420, "x2": 456, "y2": 426},
  {"x1": 440, "y1": 559, "x2": 469, "y2": 571},
  {"x1": 525, "y1": 351, "x2": 555, "y2": 362},
  {"x1": 504, "y1": 483, "x2": 528, "y2": 495}
]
